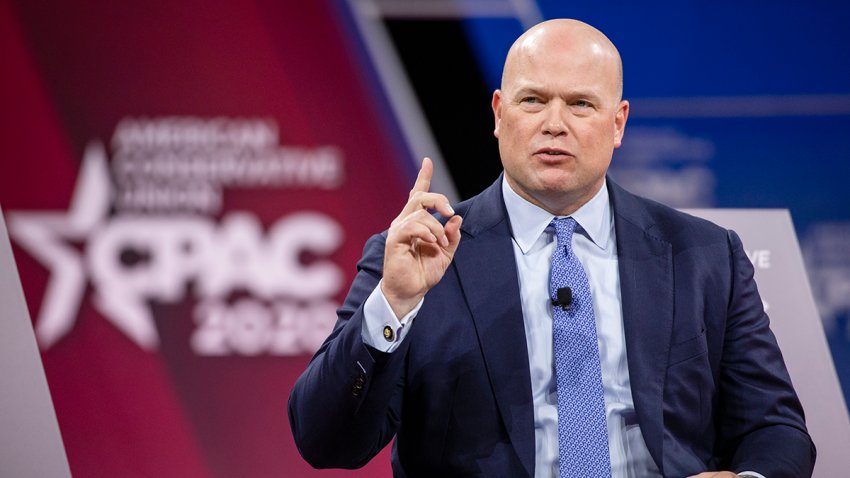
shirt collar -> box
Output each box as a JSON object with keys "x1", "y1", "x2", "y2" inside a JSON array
[{"x1": 501, "y1": 175, "x2": 613, "y2": 254}]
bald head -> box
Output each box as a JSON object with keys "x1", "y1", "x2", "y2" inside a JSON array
[
  {"x1": 491, "y1": 18, "x2": 630, "y2": 215},
  {"x1": 501, "y1": 19, "x2": 623, "y2": 101}
]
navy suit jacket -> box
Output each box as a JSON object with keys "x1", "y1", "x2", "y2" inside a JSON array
[{"x1": 289, "y1": 177, "x2": 815, "y2": 477}]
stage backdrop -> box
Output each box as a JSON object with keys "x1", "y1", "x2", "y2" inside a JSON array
[
  {"x1": 1, "y1": 0, "x2": 410, "y2": 476},
  {"x1": 3, "y1": 0, "x2": 849, "y2": 477}
]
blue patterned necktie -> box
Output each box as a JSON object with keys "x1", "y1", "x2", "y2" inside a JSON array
[{"x1": 550, "y1": 217, "x2": 611, "y2": 477}]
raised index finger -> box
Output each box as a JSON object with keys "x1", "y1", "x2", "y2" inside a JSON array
[{"x1": 410, "y1": 157, "x2": 433, "y2": 196}]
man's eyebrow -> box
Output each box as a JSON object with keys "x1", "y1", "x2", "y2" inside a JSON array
[
  {"x1": 513, "y1": 86, "x2": 604, "y2": 103},
  {"x1": 512, "y1": 86, "x2": 547, "y2": 98},
  {"x1": 570, "y1": 90, "x2": 604, "y2": 103}
]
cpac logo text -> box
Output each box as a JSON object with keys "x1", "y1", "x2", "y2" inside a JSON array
[{"x1": 9, "y1": 117, "x2": 345, "y2": 356}]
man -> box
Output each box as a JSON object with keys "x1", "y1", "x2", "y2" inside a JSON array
[{"x1": 288, "y1": 19, "x2": 815, "y2": 477}]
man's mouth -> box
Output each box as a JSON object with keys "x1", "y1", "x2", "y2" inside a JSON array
[{"x1": 535, "y1": 148, "x2": 572, "y2": 157}]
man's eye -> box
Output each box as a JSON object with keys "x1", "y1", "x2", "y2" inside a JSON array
[
  {"x1": 520, "y1": 97, "x2": 541, "y2": 104},
  {"x1": 574, "y1": 100, "x2": 592, "y2": 108}
]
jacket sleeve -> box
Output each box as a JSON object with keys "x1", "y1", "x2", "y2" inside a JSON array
[
  {"x1": 288, "y1": 232, "x2": 407, "y2": 469},
  {"x1": 718, "y1": 229, "x2": 816, "y2": 477}
]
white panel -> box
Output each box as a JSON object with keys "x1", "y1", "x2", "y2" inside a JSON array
[{"x1": 0, "y1": 208, "x2": 72, "y2": 478}]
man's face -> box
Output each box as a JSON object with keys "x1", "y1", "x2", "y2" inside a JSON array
[{"x1": 492, "y1": 29, "x2": 628, "y2": 215}]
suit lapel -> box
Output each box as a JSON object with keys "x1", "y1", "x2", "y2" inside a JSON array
[
  {"x1": 609, "y1": 180, "x2": 673, "y2": 473},
  {"x1": 451, "y1": 179, "x2": 535, "y2": 478}
]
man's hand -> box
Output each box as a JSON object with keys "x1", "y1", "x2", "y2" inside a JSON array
[{"x1": 381, "y1": 158, "x2": 462, "y2": 318}]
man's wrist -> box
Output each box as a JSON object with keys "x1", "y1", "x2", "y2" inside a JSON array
[
  {"x1": 361, "y1": 280, "x2": 422, "y2": 353},
  {"x1": 380, "y1": 282, "x2": 423, "y2": 320}
]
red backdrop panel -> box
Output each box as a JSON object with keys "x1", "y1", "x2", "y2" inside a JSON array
[{"x1": 1, "y1": 0, "x2": 407, "y2": 476}]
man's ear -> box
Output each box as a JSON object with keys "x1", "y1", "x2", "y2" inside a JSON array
[
  {"x1": 613, "y1": 99, "x2": 629, "y2": 148},
  {"x1": 492, "y1": 90, "x2": 503, "y2": 138}
]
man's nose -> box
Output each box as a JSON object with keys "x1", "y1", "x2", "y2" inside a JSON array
[{"x1": 542, "y1": 103, "x2": 568, "y2": 137}]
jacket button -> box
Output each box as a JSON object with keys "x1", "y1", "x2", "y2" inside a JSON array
[{"x1": 352, "y1": 372, "x2": 367, "y2": 397}]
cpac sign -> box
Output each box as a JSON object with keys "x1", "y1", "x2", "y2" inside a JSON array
[{"x1": 9, "y1": 117, "x2": 346, "y2": 356}]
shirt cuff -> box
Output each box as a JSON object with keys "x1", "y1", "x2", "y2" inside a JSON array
[
  {"x1": 737, "y1": 472, "x2": 765, "y2": 478},
  {"x1": 361, "y1": 279, "x2": 422, "y2": 353}
]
